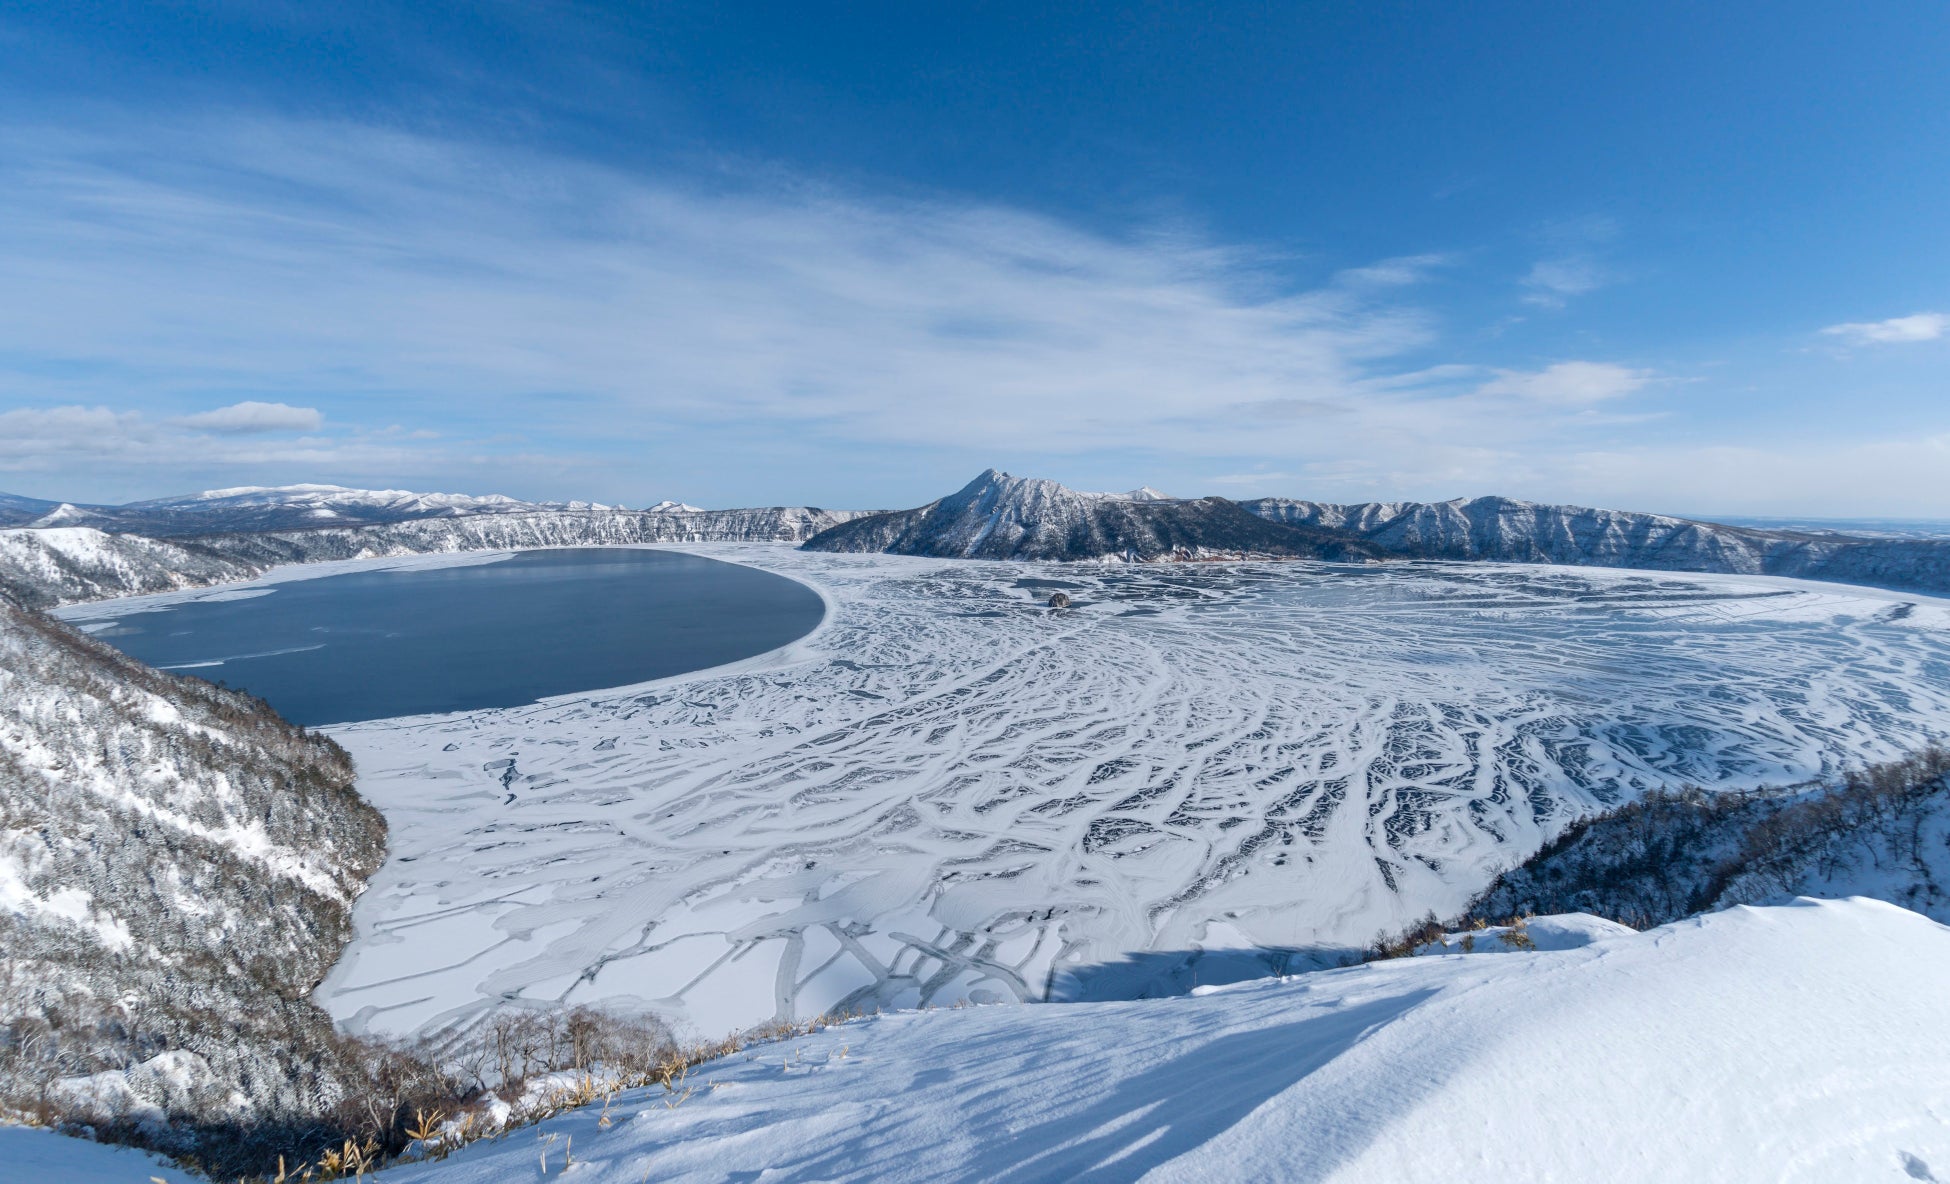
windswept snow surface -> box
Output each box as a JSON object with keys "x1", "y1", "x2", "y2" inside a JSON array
[
  {"x1": 381, "y1": 899, "x2": 1950, "y2": 1184},
  {"x1": 0, "y1": 1127, "x2": 199, "y2": 1183},
  {"x1": 319, "y1": 546, "x2": 1950, "y2": 1041}
]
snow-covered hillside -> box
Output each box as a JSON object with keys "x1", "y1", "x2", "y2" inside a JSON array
[
  {"x1": 305, "y1": 546, "x2": 1950, "y2": 1043},
  {"x1": 364, "y1": 898, "x2": 1950, "y2": 1183},
  {"x1": 1467, "y1": 746, "x2": 1950, "y2": 928},
  {"x1": 0, "y1": 589, "x2": 387, "y2": 1169},
  {"x1": 0, "y1": 527, "x2": 263, "y2": 608},
  {"x1": 0, "y1": 505, "x2": 868, "y2": 607},
  {"x1": 803, "y1": 470, "x2": 1375, "y2": 562},
  {"x1": 1246, "y1": 492, "x2": 1950, "y2": 595}
]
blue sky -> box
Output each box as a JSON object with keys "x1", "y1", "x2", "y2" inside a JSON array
[{"x1": 1, "y1": 3, "x2": 1945, "y2": 516}]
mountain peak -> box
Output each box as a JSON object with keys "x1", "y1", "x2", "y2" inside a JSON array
[{"x1": 806, "y1": 471, "x2": 1376, "y2": 562}]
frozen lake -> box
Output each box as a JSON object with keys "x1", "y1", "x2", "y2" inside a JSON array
[
  {"x1": 313, "y1": 547, "x2": 1950, "y2": 1042},
  {"x1": 60, "y1": 547, "x2": 826, "y2": 724}
]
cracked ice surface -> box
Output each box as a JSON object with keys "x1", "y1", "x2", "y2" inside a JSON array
[{"x1": 316, "y1": 545, "x2": 1950, "y2": 1041}]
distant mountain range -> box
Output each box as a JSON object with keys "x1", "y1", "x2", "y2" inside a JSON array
[
  {"x1": 804, "y1": 470, "x2": 1950, "y2": 595},
  {"x1": 0, "y1": 484, "x2": 683, "y2": 535},
  {"x1": 0, "y1": 506, "x2": 867, "y2": 609},
  {"x1": 7, "y1": 473, "x2": 1950, "y2": 603}
]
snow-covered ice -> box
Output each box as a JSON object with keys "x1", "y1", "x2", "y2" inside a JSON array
[
  {"x1": 376, "y1": 898, "x2": 1950, "y2": 1184},
  {"x1": 311, "y1": 546, "x2": 1950, "y2": 1041}
]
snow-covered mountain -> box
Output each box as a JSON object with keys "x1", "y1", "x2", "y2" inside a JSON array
[
  {"x1": 0, "y1": 505, "x2": 868, "y2": 608},
  {"x1": 806, "y1": 474, "x2": 1950, "y2": 594},
  {"x1": 0, "y1": 492, "x2": 61, "y2": 529},
  {"x1": 0, "y1": 484, "x2": 717, "y2": 536},
  {"x1": 802, "y1": 470, "x2": 1378, "y2": 562},
  {"x1": 0, "y1": 588, "x2": 387, "y2": 1170},
  {"x1": 1245, "y1": 493, "x2": 1950, "y2": 594}
]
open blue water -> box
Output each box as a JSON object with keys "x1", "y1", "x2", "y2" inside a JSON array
[{"x1": 75, "y1": 548, "x2": 825, "y2": 725}]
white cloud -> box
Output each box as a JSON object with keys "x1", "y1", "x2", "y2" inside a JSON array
[
  {"x1": 0, "y1": 118, "x2": 1447, "y2": 463},
  {"x1": 1476, "y1": 362, "x2": 1650, "y2": 404},
  {"x1": 174, "y1": 401, "x2": 323, "y2": 433},
  {"x1": 0, "y1": 119, "x2": 1668, "y2": 483},
  {"x1": 1521, "y1": 256, "x2": 1606, "y2": 308},
  {"x1": 0, "y1": 403, "x2": 429, "y2": 479},
  {"x1": 1334, "y1": 254, "x2": 1452, "y2": 287},
  {"x1": 1819, "y1": 313, "x2": 1947, "y2": 346}
]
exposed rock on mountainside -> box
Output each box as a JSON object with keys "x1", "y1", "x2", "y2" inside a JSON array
[
  {"x1": 801, "y1": 470, "x2": 1380, "y2": 562},
  {"x1": 1462, "y1": 747, "x2": 1950, "y2": 929},
  {"x1": 0, "y1": 506, "x2": 866, "y2": 608},
  {"x1": 0, "y1": 589, "x2": 387, "y2": 1162},
  {"x1": 1245, "y1": 493, "x2": 1950, "y2": 594}
]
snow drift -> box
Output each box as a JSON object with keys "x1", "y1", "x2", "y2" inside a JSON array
[{"x1": 373, "y1": 897, "x2": 1950, "y2": 1183}]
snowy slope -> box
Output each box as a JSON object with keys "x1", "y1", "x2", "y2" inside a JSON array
[
  {"x1": 304, "y1": 547, "x2": 1950, "y2": 1042},
  {"x1": 374, "y1": 898, "x2": 1950, "y2": 1184},
  {"x1": 1469, "y1": 748, "x2": 1950, "y2": 928},
  {"x1": 0, "y1": 1127, "x2": 199, "y2": 1183}
]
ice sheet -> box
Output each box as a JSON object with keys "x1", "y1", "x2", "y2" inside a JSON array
[{"x1": 317, "y1": 546, "x2": 1950, "y2": 1039}]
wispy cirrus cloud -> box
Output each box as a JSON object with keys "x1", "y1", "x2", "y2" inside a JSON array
[
  {"x1": 0, "y1": 403, "x2": 424, "y2": 479},
  {"x1": 0, "y1": 116, "x2": 1668, "y2": 503},
  {"x1": 24, "y1": 116, "x2": 1939, "y2": 516},
  {"x1": 1820, "y1": 312, "x2": 1947, "y2": 346},
  {"x1": 1477, "y1": 361, "x2": 1650, "y2": 404},
  {"x1": 1520, "y1": 256, "x2": 1608, "y2": 308}
]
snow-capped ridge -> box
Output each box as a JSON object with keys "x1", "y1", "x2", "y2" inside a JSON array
[
  {"x1": 1241, "y1": 490, "x2": 1950, "y2": 592},
  {"x1": 804, "y1": 469, "x2": 1376, "y2": 562},
  {"x1": 0, "y1": 504, "x2": 872, "y2": 608},
  {"x1": 810, "y1": 473, "x2": 1950, "y2": 593},
  {"x1": 0, "y1": 484, "x2": 728, "y2": 538},
  {"x1": 26, "y1": 503, "x2": 102, "y2": 528}
]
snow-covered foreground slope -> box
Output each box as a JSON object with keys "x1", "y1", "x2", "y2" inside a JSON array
[
  {"x1": 314, "y1": 546, "x2": 1950, "y2": 1042},
  {"x1": 380, "y1": 899, "x2": 1950, "y2": 1184},
  {"x1": 0, "y1": 1126, "x2": 199, "y2": 1183}
]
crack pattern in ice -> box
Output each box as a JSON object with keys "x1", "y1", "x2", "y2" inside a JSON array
[{"x1": 315, "y1": 547, "x2": 1950, "y2": 1041}]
